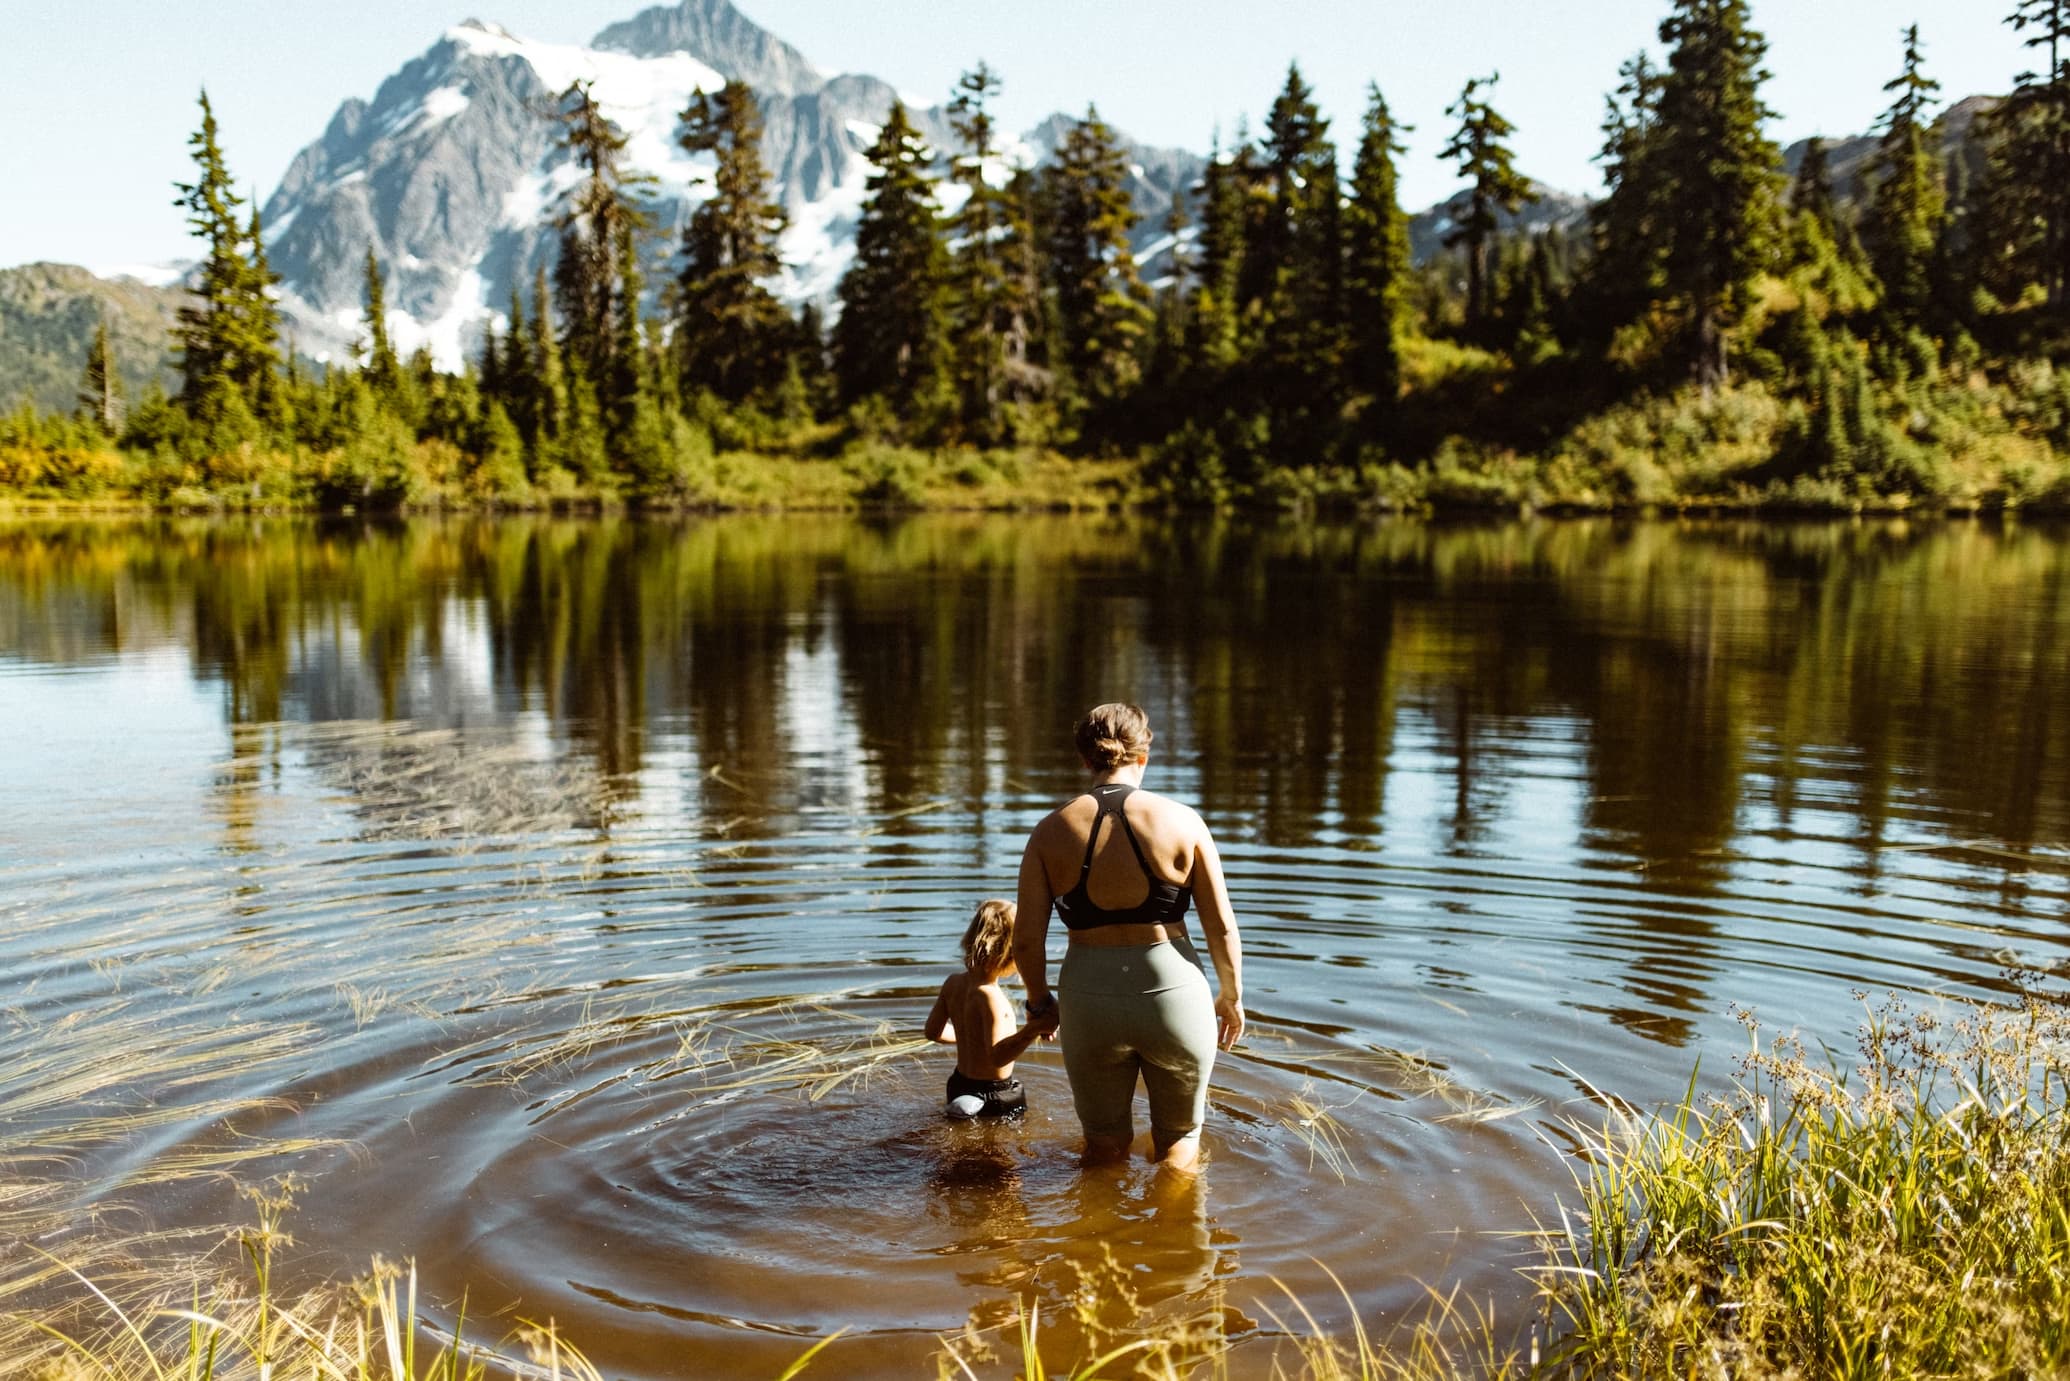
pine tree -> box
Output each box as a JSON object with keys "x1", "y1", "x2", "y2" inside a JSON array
[
  {"x1": 1583, "y1": 51, "x2": 1668, "y2": 336},
  {"x1": 1650, "y1": 0, "x2": 1784, "y2": 391},
  {"x1": 1790, "y1": 138, "x2": 1861, "y2": 261},
  {"x1": 608, "y1": 216, "x2": 648, "y2": 438},
  {"x1": 833, "y1": 101, "x2": 949, "y2": 416},
  {"x1": 1259, "y1": 64, "x2": 1347, "y2": 427},
  {"x1": 362, "y1": 246, "x2": 401, "y2": 394},
  {"x1": 1439, "y1": 74, "x2": 1533, "y2": 329},
  {"x1": 172, "y1": 89, "x2": 276, "y2": 421},
  {"x1": 1983, "y1": 0, "x2": 2070, "y2": 308},
  {"x1": 1344, "y1": 83, "x2": 1412, "y2": 415},
  {"x1": 552, "y1": 80, "x2": 652, "y2": 392},
  {"x1": 243, "y1": 205, "x2": 284, "y2": 424},
  {"x1": 78, "y1": 321, "x2": 121, "y2": 433},
  {"x1": 674, "y1": 81, "x2": 790, "y2": 403},
  {"x1": 1193, "y1": 133, "x2": 1253, "y2": 370},
  {"x1": 1045, "y1": 105, "x2": 1151, "y2": 406},
  {"x1": 531, "y1": 265, "x2": 566, "y2": 449},
  {"x1": 1861, "y1": 25, "x2": 1947, "y2": 323},
  {"x1": 944, "y1": 62, "x2": 1031, "y2": 440}
]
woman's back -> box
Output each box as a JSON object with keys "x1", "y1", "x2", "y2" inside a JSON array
[{"x1": 1036, "y1": 785, "x2": 1200, "y2": 912}]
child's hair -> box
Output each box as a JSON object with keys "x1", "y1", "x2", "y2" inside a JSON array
[{"x1": 961, "y1": 898, "x2": 1017, "y2": 976}]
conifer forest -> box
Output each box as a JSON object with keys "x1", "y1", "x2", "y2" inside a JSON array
[{"x1": 10, "y1": 0, "x2": 2070, "y2": 514}]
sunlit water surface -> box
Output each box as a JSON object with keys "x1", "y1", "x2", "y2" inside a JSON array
[{"x1": 3, "y1": 515, "x2": 2068, "y2": 1376}]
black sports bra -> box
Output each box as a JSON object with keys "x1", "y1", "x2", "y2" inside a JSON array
[{"x1": 1054, "y1": 783, "x2": 1192, "y2": 931}]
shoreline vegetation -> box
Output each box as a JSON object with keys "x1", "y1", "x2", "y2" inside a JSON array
[
  {"x1": 15, "y1": 982, "x2": 2070, "y2": 1379},
  {"x1": 10, "y1": 0, "x2": 2070, "y2": 518}
]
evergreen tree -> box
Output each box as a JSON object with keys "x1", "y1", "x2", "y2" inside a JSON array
[
  {"x1": 1438, "y1": 74, "x2": 1533, "y2": 329},
  {"x1": 833, "y1": 101, "x2": 949, "y2": 416},
  {"x1": 361, "y1": 247, "x2": 401, "y2": 394},
  {"x1": 244, "y1": 205, "x2": 284, "y2": 424},
  {"x1": 608, "y1": 216, "x2": 648, "y2": 437},
  {"x1": 1982, "y1": 0, "x2": 2070, "y2": 308},
  {"x1": 1258, "y1": 63, "x2": 1347, "y2": 440},
  {"x1": 1861, "y1": 25, "x2": 1947, "y2": 323},
  {"x1": 532, "y1": 266, "x2": 566, "y2": 441},
  {"x1": 1045, "y1": 105, "x2": 1151, "y2": 406},
  {"x1": 1344, "y1": 83, "x2": 1412, "y2": 415},
  {"x1": 1650, "y1": 0, "x2": 1783, "y2": 391},
  {"x1": 78, "y1": 321, "x2": 121, "y2": 434},
  {"x1": 1790, "y1": 137, "x2": 1863, "y2": 263},
  {"x1": 674, "y1": 81, "x2": 790, "y2": 403},
  {"x1": 172, "y1": 90, "x2": 276, "y2": 420},
  {"x1": 552, "y1": 80, "x2": 652, "y2": 392},
  {"x1": 1193, "y1": 133, "x2": 1254, "y2": 370},
  {"x1": 945, "y1": 62, "x2": 1035, "y2": 440},
  {"x1": 1584, "y1": 51, "x2": 1668, "y2": 335}
]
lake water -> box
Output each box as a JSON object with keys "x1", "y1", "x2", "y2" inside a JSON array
[{"x1": 3, "y1": 514, "x2": 2068, "y2": 1376}]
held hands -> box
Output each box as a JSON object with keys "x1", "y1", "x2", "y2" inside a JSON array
[
  {"x1": 1025, "y1": 991, "x2": 1061, "y2": 1039},
  {"x1": 1214, "y1": 992, "x2": 1245, "y2": 1050}
]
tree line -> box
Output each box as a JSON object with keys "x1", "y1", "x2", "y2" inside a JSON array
[{"x1": 9, "y1": 0, "x2": 2070, "y2": 510}]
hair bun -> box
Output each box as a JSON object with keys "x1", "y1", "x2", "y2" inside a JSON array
[{"x1": 1074, "y1": 704, "x2": 1152, "y2": 770}]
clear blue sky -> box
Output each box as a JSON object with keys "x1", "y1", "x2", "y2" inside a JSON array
[{"x1": 0, "y1": 0, "x2": 2032, "y2": 273}]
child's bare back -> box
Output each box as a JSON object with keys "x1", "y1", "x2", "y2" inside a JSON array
[{"x1": 925, "y1": 899, "x2": 1054, "y2": 1119}]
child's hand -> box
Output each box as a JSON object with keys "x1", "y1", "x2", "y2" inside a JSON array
[{"x1": 1026, "y1": 992, "x2": 1060, "y2": 1039}]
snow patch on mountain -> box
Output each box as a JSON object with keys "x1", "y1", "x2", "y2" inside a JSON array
[{"x1": 254, "y1": 0, "x2": 1204, "y2": 371}]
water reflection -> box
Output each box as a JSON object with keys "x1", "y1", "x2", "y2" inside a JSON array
[{"x1": 7, "y1": 514, "x2": 2070, "y2": 1375}]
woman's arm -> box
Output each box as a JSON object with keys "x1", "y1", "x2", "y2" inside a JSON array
[
  {"x1": 1189, "y1": 822, "x2": 1245, "y2": 1049},
  {"x1": 1012, "y1": 830, "x2": 1060, "y2": 1030}
]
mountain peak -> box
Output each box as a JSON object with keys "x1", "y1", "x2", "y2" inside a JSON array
[{"x1": 591, "y1": 0, "x2": 823, "y2": 96}]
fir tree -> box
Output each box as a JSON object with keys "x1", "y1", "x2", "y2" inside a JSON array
[
  {"x1": 361, "y1": 247, "x2": 401, "y2": 394},
  {"x1": 172, "y1": 90, "x2": 276, "y2": 420},
  {"x1": 1193, "y1": 133, "x2": 1253, "y2": 370},
  {"x1": 78, "y1": 321, "x2": 121, "y2": 434},
  {"x1": 1344, "y1": 83, "x2": 1412, "y2": 415},
  {"x1": 1650, "y1": 0, "x2": 1784, "y2": 391},
  {"x1": 1983, "y1": 0, "x2": 2070, "y2": 307},
  {"x1": 244, "y1": 205, "x2": 284, "y2": 424},
  {"x1": 1259, "y1": 63, "x2": 1347, "y2": 434},
  {"x1": 833, "y1": 101, "x2": 949, "y2": 416},
  {"x1": 1790, "y1": 137, "x2": 1862, "y2": 262},
  {"x1": 1439, "y1": 74, "x2": 1533, "y2": 329},
  {"x1": 1584, "y1": 51, "x2": 1668, "y2": 335},
  {"x1": 552, "y1": 80, "x2": 652, "y2": 392},
  {"x1": 1861, "y1": 25, "x2": 1947, "y2": 323},
  {"x1": 944, "y1": 62, "x2": 1032, "y2": 439},
  {"x1": 674, "y1": 81, "x2": 790, "y2": 402},
  {"x1": 531, "y1": 265, "x2": 567, "y2": 453},
  {"x1": 1045, "y1": 105, "x2": 1151, "y2": 406}
]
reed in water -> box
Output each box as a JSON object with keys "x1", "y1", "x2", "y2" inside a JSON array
[{"x1": 15, "y1": 982, "x2": 2070, "y2": 1378}]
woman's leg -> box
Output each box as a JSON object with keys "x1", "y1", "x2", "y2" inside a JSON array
[
  {"x1": 1059, "y1": 948, "x2": 1141, "y2": 1162},
  {"x1": 1136, "y1": 941, "x2": 1219, "y2": 1169}
]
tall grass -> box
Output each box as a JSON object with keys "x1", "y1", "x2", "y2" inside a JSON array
[{"x1": 1538, "y1": 981, "x2": 2070, "y2": 1378}]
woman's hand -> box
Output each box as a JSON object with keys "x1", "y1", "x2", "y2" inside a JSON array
[
  {"x1": 1214, "y1": 992, "x2": 1244, "y2": 1050},
  {"x1": 1026, "y1": 990, "x2": 1060, "y2": 1039}
]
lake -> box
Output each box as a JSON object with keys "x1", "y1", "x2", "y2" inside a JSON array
[{"x1": 3, "y1": 514, "x2": 2067, "y2": 1376}]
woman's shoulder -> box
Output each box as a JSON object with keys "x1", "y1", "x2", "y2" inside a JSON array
[{"x1": 1129, "y1": 787, "x2": 1206, "y2": 830}]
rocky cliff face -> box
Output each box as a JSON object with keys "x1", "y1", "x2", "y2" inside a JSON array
[{"x1": 258, "y1": 0, "x2": 1205, "y2": 367}]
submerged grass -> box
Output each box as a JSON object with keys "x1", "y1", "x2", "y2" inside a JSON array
[{"x1": 15, "y1": 978, "x2": 2070, "y2": 1377}]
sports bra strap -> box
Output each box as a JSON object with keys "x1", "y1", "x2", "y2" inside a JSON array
[{"x1": 1080, "y1": 784, "x2": 1155, "y2": 881}]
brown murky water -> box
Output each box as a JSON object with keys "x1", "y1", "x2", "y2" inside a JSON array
[{"x1": 3, "y1": 515, "x2": 2069, "y2": 1376}]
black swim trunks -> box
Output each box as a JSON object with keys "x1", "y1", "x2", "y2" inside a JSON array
[{"x1": 945, "y1": 1070, "x2": 1026, "y2": 1119}]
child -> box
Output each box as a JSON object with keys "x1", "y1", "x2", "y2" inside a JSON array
[{"x1": 924, "y1": 899, "x2": 1053, "y2": 1119}]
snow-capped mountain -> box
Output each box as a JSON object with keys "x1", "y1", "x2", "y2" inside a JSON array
[{"x1": 260, "y1": 0, "x2": 1203, "y2": 368}]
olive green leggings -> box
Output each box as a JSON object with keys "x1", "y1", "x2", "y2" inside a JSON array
[{"x1": 1058, "y1": 935, "x2": 1219, "y2": 1147}]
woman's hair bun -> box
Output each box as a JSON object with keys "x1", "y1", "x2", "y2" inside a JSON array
[{"x1": 1074, "y1": 704, "x2": 1152, "y2": 769}]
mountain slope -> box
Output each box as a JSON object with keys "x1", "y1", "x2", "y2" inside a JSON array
[{"x1": 0, "y1": 264, "x2": 185, "y2": 415}]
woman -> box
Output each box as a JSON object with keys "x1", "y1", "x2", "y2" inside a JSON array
[{"x1": 1013, "y1": 703, "x2": 1243, "y2": 1171}]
